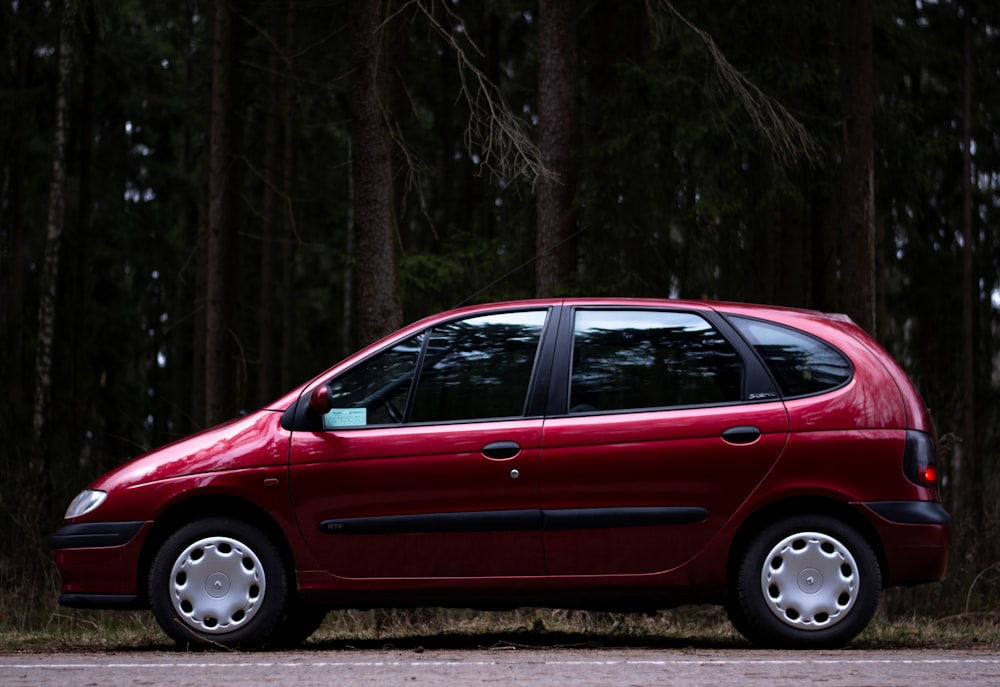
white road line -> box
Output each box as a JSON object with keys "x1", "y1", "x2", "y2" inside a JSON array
[{"x1": 3, "y1": 658, "x2": 1000, "y2": 669}]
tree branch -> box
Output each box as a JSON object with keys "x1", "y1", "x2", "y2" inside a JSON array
[
  {"x1": 402, "y1": 0, "x2": 550, "y2": 184},
  {"x1": 647, "y1": 0, "x2": 820, "y2": 166}
]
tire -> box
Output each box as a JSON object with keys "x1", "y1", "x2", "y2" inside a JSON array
[
  {"x1": 270, "y1": 602, "x2": 328, "y2": 648},
  {"x1": 727, "y1": 515, "x2": 881, "y2": 649},
  {"x1": 149, "y1": 518, "x2": 289, "y2": 650}
]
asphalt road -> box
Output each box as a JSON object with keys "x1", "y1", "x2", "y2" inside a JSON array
[{"x1": 3, "y1": 648, "x2": 999, "y2": 686}]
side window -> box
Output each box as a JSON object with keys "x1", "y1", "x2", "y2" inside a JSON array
[
  {"x1": 321, "y1": 334, "x2": 424, "y2": 428},
  {"x1": 409, "y1": 310, "x2": 547, "y2": 422},
  {"x1": 728, "y1": 316, "x2": 852, "y2": 398},
  {"x1": 570, "y1": 310, "x2": 744, "y2": 413},
  {"x1": 318, "y1": 310, "x2": 547, "y2": 429}
]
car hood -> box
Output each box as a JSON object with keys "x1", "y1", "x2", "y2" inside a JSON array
[{"x1": 86, "y1": 409, "x2": 290, "y2": 493}]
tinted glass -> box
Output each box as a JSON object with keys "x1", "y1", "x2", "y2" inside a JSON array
[
  {"x1": 321, "y1": 334, "x2": 424, "y2": 427},
  {"x1": 409, "y1": 310, "x2": 547, "y2": 422},
  {"x1": 729, "y1": 316, "x2": 852, "y2": 397},
  {"x1": 569, "y1": 310, "x2": 744, "y2": 412}
]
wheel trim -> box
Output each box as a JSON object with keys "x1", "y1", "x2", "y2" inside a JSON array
[
  {"x1": 759, "y1": 531, "x2": 858, "y2": 631},
  {"x1": 168, "y1": 536, "x2": 266, "y2": 635}
]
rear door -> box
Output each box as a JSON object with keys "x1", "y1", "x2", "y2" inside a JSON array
[{"x1": 539, "y1": 306, "x2": 788, "y2": 575}]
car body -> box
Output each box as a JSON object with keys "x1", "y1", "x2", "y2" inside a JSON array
[{"x1": 51, "y1": 298, "x2": 951, "y2": 649}]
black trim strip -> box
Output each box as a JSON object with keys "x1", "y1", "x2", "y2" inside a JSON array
[
  {"x1": 320, "y1": 509, "x2": 540, "y2": 535},
  {"x1": 542, "y1": 506, "x2": 708, "y2": 531},
  {"x1": 319, "y1": 506, "x2": 708, "y2": 535},
  {"x1": 58, "y1": 593, "x2": 144, "y2": 610},
  {"x1": 864, "y1": 501, "x2": 952, "y2": 525},
  {"x1": 50, "y1": 521, "x2": 145, "y2": 549}
]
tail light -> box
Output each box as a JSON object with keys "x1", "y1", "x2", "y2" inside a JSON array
[{"x1": 903, "y1": 430, "x2": 939, "y2": 488}]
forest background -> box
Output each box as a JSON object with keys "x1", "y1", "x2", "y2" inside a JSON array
[{"x1": 1, "y1": 0, "x2": 999, "y2": 630}]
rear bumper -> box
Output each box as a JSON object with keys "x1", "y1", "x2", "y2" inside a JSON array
[
  {"x1": 858, "y1": 501, "x2": 951, "y2": 586},
  {"x1": 863, "y1": 501, "x2": 951, "y2": 526}
]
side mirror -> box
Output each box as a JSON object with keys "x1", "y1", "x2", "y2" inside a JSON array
[{"x1": 308, "y1": 385, "x2": 332, "y2": 415}]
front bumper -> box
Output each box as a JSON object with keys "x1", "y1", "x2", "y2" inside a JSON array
[
  {"x1": 50, "y1": 520, "x2": 152, "y2": 609},
  {"x1": 50, "y1": 521, "x2": 145, "y2": 548}
]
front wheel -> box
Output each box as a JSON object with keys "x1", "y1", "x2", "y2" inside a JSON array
[
  {"x1": 149, "y1": 518, "x2": 289, "y2": 649},
  {"x1": 727, "y1": 515, "x2": 881, "y2": 649}
]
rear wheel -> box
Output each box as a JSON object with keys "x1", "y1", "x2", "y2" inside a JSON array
[
  {"x1": 272, "y1": 602, "x2": 328, "y2": 647},
  {"x1": 149, "y1": 518, "x2": 289, "y2": 649},
  {"x1": 727, "y1": 515, "x2": 881, "y2": 649}
]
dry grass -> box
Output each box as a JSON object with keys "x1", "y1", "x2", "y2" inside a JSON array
[{"x1": 3, "y1": 604, "x2": 999, "y2": 653}]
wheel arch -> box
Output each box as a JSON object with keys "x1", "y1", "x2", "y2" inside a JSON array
[
  {"x1": 136, "y1": 494, "x2": 297, "y2": 608},
  {"x1": 726, "y1": 495, "x2": 887, "y2": 596}
]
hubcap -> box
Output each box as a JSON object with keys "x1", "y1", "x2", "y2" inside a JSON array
[
  {"x1": 760, "y1": 531, "x2": 858, "y2": 631},
  {"x1": 168, "y1": 536, "x2": 266, "y2": 635}
]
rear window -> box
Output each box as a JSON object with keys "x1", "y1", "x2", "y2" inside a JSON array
[
  {"x1": 569, "y1": 309, "x2": 744, "y2": 412},
  {"x1": 728, "y1": 316, "x2": 852, "y2": 398}
]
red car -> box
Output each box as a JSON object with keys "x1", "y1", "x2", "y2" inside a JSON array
[{"x1": 52, "y1": 298, "x2": 950, "y2": 649}]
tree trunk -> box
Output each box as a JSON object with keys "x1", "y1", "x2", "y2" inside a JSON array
[
  {"x1": 4, "y1": 1, "x2": 33, "y2": 442},
  {"x1": 350, "y1": 0, "x2": 402, "y2": 346},
  {"x1": 535, "y1": 0, "x2": 579, "y2": 298},
  {"x1": 74, "y1": 4, "x2": 97, "y2": 465},
  {"x1": 32, "y1": 8, "x2": 73, "y2": 454},
  {"x1": 342, "y1": 139, "x2": 355, "y2": 361},
  {"x1": 811, "y1": 186, "x2": 839, "y2": 313},
  {"x1": 838, "y1": 0, "x2": 876, "y2": 332},
  {"x1": 205, "y1": 0, "x2": 237, "y2": 425},
  {"x1": 257, "y1": 2, "x2": 281, "y2": 407},
  {"x1": 280, "y1": 1, "x2": 298, "y2": 390},
  {"x1": 959, "y1": 5, "x2": 981, "y2": 533}
]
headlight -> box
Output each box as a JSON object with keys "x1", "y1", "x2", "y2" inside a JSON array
[{"x1": 64, "y1": 489, "x2": 107, "y2": 519}]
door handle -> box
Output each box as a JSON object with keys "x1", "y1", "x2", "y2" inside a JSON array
[
  {"x1": 482, "y1": 441, "x2": 521, "y2": 459},
  {"x1": 722, "y1": 425, "x2": 761, "y2": 445}
]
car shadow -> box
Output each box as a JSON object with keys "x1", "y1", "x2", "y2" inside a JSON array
[
  {"x1": 304, "y1": 630, "x2": 749, "y2": 652},
  {"x1": 121, "y1": 629, "x2": 749, "y2": 653}
]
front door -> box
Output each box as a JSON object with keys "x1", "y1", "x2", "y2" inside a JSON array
[{"x1": 289, "y1": 309, "x2": 551, "y2": 579}]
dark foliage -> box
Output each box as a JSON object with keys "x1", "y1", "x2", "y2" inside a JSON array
[{"x1": 2, "y1": 0, "x2": 998, "y2": 624}]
